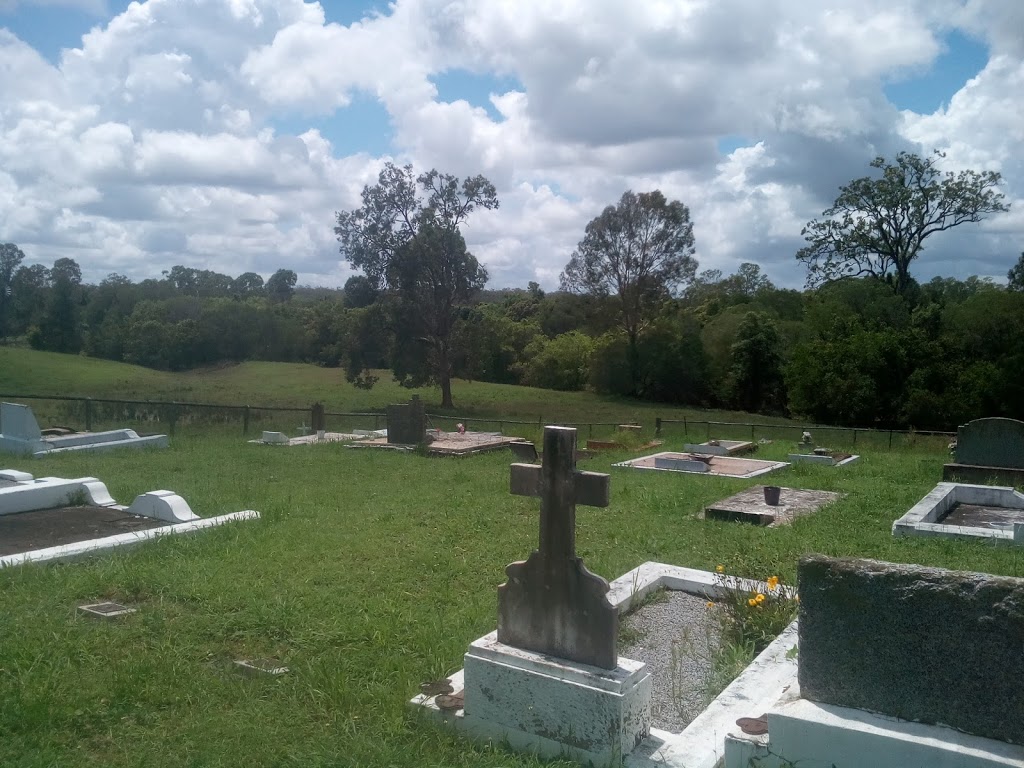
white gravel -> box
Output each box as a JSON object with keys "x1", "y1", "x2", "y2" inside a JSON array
[{"x1": 620, "y1": 589, "x2": 722, "y2": 733}]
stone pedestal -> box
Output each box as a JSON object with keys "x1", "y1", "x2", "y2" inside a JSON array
[{"x1": 461, "y1": 632, "x2": 651, "y2": 767}]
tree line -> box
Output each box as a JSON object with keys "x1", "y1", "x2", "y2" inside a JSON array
[{"x1": 0, "y1": 151, "x2": 1019, "y2": 430}]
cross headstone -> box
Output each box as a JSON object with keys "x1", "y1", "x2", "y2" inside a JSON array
[{"x1": 499, "y1": 425, "x2": 616, "y2": 669}]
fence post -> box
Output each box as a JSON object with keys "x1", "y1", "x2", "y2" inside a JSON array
[
  {"x1": 655, "y1": 417, "x2": 662, "y2": 437},
  {"x1": 751, "y1": 424, "x2": 756, "y2": 441},
  {"x1": 853, "y1": 429, "x2": 858, "y2": 446},
  {"x1": 683, "y1": 417, "x2": 687, "y2": 438},
  {"x1": 588, "y1": 423, "x2": 593, "y2": 438},
  {"x1": 888, "y1": 429, "x2": 894, "y2": 449},
  {"x1": 85, "y1": 398, "x2": 92, "y2": 431},
  {"x1": 242, "y1": 406, "x2": 250, "y2": 435},
  {"x1": 707, "y1": 422, "x2": 711, "y2": 440}
]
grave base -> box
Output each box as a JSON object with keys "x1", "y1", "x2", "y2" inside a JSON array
[
  {"x1": 724, "y1": 695, "x2": 1024, "y2": 768},
  {"x1": 460, "y1": 631, "x2": 651, "y2": 767},
  {"x1": 943, "y1": 462, "x2": 1024, "y2": 486}
]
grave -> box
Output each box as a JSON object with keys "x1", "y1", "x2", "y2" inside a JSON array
[
  {"x1": 724, "y1": 556, "x2": 1024, "y2": 768},
  {"x1": 416, "y1": 426, "x2": 654, "y2": 765},
  {"x1": 944, "y1": 417, "x2": 1024, "y2": 485},
  {"x1": 0, "y1": 402, "x2": 168, "y2": 458},
  {"x1": 78, "y1": 601, "x2": 137, "y2": 619},
  {"x1": 788, "y1": 447, "x2": 859, "y2": 467},
  {"x1": 705, "y1": 486, "x2": 843, "y2": 526},
  {"x1": 682, "y1": 440, "x2": 756, "y2": 456},
  {"x1": 615, "y1": 451, "x2": 789, "y2": 479},
  {"x1": 0, "y1": 469, "x2": 259, "y2": 568},
  {"x1": 250, "y1": 430, "x2": 368, "y2": 446},
  {"x1": 413, "y1": 558, "x2": 801, "y2": 768},
  {"x1": 892, "y1": 482, "x2": 1024, "y2": 545}
]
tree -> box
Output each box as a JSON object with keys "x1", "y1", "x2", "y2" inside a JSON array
[
  {"x1": 797, "y1": 151, "x2": 1009, "y2": 295},
  {"x1": 560, "y1": 190, "x2": 697, "y2": 393},
  {"x1": 0, "y1": 243, "x2": 25, "y2": 338},
  {"x1": 232, "y1": 272, "x2": 265, "y2": 299},
  {"x1": 36, "y1": 258, "x2": 83, "y2": 353},
  {"x1": 342, "y1": 274, "x2": 377, "y2": 308},
  {"x1": 1008, "y1": 252, "x2": 1024, "y2": 292},
  {"x1": 727, "y1": 312, "x2": 786, "y2": 414},
  {"x1": 335, "y1": 162, "x2": 499, "y2": 408},
  {"x1": 267, "y1": 269, "x2": 297, "y2": 302}
]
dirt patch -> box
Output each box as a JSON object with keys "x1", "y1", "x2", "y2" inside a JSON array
[{"x1": 0, "y1": 506, "x2": 166, "y2": 556}]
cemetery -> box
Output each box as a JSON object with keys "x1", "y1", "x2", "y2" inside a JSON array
[
  {"x1": 0, "y1": 377, "x2": 1021, "y2": 768},
  {"x1": 0, "y1": 401, "x2": 168, "y2": 457}
]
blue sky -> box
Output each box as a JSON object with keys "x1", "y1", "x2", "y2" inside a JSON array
[{"x1": 0, "y1": 1, "x2": 1020, "y2": 290}]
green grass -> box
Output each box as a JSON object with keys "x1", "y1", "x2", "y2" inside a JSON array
[{"x1": 0, "y1": 349, "x2": 1006, "y2": 766}]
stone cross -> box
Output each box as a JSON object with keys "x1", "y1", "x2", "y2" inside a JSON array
[{"x1": 498, "y1": 425, "x2": 617, "y2": 669}]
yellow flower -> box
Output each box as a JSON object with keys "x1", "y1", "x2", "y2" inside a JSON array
[
  {"x1": 767, "y1": 576, "x2": 779, "y2": 590},
  {"x1": 706, "y1": 601, "x2": 715, "y2": 608},
  {"x1": 755, "y1": 593, "x2": 765, "y2": 603},
  {"x1": 747, "y1": 598, "x2": 757, "y2": 607},
  {"x1": 715, "y1": 565, "x2": 725, "y2": 574}
]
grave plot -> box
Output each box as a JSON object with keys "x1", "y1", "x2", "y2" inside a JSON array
[
  {"x1": 250, "y1": 430, "x2": 372, "y2": 446},
  {"x1": 615, "y1": 451, "x2": 789, "y2": 479},
  {"x1": 705, "y1": 486, "x2": 843, "y2": 526},
  {"x1": 787, "y1": 447, "x2": 860, "y2": 467},
  {"x1": 0, "y1": 402, "x2": 168, "y2": 458},
  {"x1": 944, "y1": 416, "x2": 1024, "y2": 486},
  {"x1": 892, "y1": 482, "x2": 1024, "y2": 545},
  {"x1": 682, "y1": 439, "x2": 756, "y2": 456},
  {"x1": 724, "y1": 556, "x2": 1024, "y2": 768},
  {"x1": 410, "y1": 427, "x2": 799, "y2": 768},
  {"x1": 0, "y1": 470, "x2": 259, "y2": 568}
]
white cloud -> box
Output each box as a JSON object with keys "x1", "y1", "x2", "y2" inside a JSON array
[{"x1": 0, "y1": 0, "x2": 1020, "y2": 291}]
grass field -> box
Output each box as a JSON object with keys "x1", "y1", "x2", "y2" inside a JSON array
[{"x1": 0, "y1": 350, "x2": 1004, "y2": 767}]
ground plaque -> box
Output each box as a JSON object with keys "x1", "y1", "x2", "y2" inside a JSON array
[{"x1": 500, "y1": 425, "x2": 616, "y2": 668}]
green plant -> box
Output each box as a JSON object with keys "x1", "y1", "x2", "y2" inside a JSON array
[{"x1": 711, "y1": 569, "x2": 797, "y2": 655}]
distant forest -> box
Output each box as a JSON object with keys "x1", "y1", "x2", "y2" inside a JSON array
[{"x1": 2, "y1": 242, "x2": 1024, "y2": 431}]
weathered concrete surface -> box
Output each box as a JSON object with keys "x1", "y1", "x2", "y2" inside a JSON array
[
  {"x1": 706, "y1": 486, "x2": 842, "y2": 527},
  {"x1": 798, "y1": 555, "x2": 1024, "y2": 745},
  {"x1": 499, "y1": 426, "x2": 617, "y2": 669},
  {"x1": 955, "y1": 417, "x2": 1024, "y2": 469},
  {"x1": 462, "y1": 631, "x2": 651, "y2": 766}
]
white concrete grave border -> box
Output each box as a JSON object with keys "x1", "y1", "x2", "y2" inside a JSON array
[
  {"x1": 788, "y1": 453, "x2": 860, "y2": 467},
  {"x1": 892, "y1": 482, "x2": 1024, "y2": 544},
  {"x1": 0, "y1": 402, "x2": 168, "y2": 458},
  {"x1": 411, "y1": 561, "x2": 799, "y2": 768},
  {"x1": 0, "y1": 469, "x2": 259, "y2": 568}
]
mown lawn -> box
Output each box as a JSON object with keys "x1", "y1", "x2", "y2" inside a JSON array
[{"x1": 0, "y1": 426, "x2": 1019, "y2": 767}]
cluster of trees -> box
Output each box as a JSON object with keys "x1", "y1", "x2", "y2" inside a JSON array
[{"x1": 0, "y1": 151, "x2": 1017, "y2": 431}]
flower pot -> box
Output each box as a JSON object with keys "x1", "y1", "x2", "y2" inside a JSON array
[{"x1": 763, "y1": 485, "x2": 781, "y2": 506}]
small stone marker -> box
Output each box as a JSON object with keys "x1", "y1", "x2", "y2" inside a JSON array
[
  {"x1": 500, "y1": 426, "x2": 616, "y2": 669},
  {"x1": 78, "y1": 601, "x2": 136, "y2": 619}
]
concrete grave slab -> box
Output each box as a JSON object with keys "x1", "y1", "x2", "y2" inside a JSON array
[
  {"x1": 616, "y1": 451, "x2": 789, "y2": 479},
  {"x1": 705, "y1": 486, "x2": 844, "y2": 526},
  {"x1": 250, "y1": 431, "x2": 368, "y2": 446},
  {"x1": 0, "y1": 473, "x2": 259, "y2": 568},
  {"x1": 892, "y1": 482, "x2": 1024, "y2": 544},
  {"x1": 0, "y1": 402, "x2": 168, "y2": 458},
  {"x1": 683, "y1": 440, "x2": 756, "y2": 456},
  {"x1": 788, "y1": 451, "x2": 860, "y2": 467},
  {"x1": 78, "y1": 601, "x2": 136, "y2": 619},
  {"x1": 355, "y1": 430, "x2": 525, "y2": 456}
]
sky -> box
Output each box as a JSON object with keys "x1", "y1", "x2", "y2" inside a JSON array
[{"x1": 0, "y1": 0, "x2": 1022, "y2": 291}]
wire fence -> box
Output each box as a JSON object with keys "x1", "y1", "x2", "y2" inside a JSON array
[
  {"x1": 655, "y1": 418, "x2": 955, "y2": 453},
  {"x1": 0, "y1": 392, "x2": 955, "y2": 452}
]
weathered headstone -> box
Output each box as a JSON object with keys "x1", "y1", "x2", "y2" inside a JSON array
[
  {"x1": 944, "y1": 417, "x2": 1024, "y2": 485},
  {"x1": 386, "y1": 395, "x2": 427, "y2": 445},
  {"x1": 310, "y1": 402, "x2": 326, "y2": 433},
  {"x1": 799, "y1": 554, "x2": 1024, "y2": 745},
  {"x1": 1, "y1": 402, "x2": 42, "y2": 441},
  {"x1": 500, "y1": 426, "x2": 616, "y2": 668}
]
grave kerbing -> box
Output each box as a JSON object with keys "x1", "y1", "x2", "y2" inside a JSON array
[{"x1": 500, "y1": 425, "x2": 616, "y2": 668}]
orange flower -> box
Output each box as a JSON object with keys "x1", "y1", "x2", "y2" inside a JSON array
[{"x1": 767, "y1": 576, "x2": 780, "y2": 590}]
